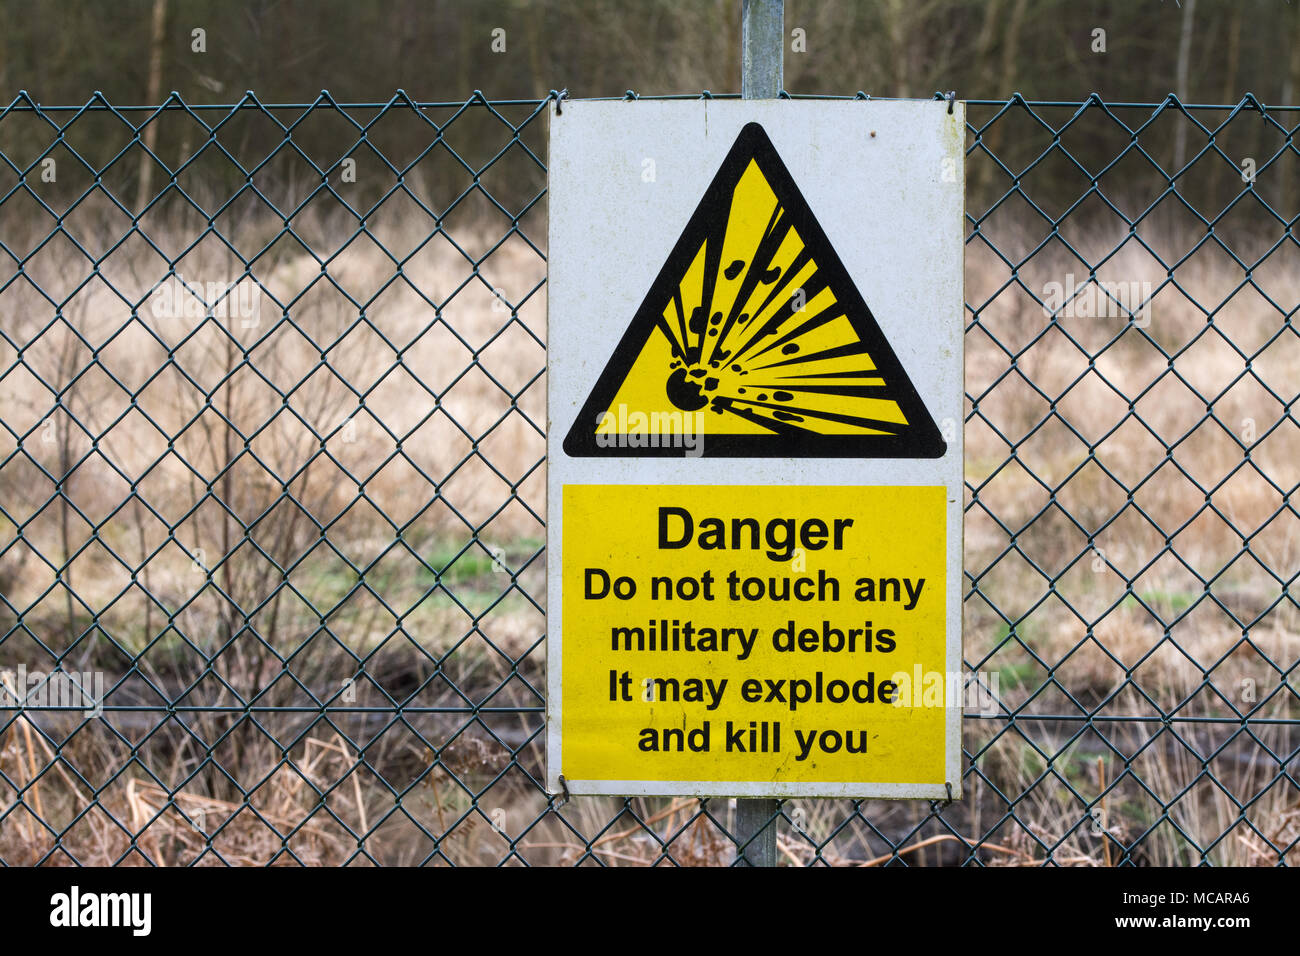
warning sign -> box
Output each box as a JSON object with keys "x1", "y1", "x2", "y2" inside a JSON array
[
  {"x1": 561, "y1": 484, "x2": 948, "y2": 788},
  {"x1": 565, "y1": 123, "x2": 944, "y2": 459},
  {"x1": 548, "y1": 101, "x2": 965, "y2": 798}
]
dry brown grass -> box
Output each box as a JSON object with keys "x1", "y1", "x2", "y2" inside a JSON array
[
  {"x1": 960, "y1": 214, "x2": 1300, "y2": 864},
  {"x1": 1, "y1": 185, "x2": 1296, "y2": 864}
]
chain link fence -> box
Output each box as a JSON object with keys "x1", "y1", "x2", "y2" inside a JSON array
[{"x1": 0, "y1": 91, "x2": 1296, "y2": 865}]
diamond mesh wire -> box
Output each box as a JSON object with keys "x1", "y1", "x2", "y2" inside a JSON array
[{"x1": 0, "y1": 90, "x2": 1296, "y2": 866}]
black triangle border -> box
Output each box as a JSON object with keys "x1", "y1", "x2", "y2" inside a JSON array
[{"x1": 562, "y1": 122, "x2": 947, "y2": 459}]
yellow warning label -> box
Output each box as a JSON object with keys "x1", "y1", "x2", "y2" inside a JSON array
[
  {"x1": 560, "y1": 483, "x2": 949, "y2": 788},
  {"x1": 564, "y1": 122, "x2": 945, "y2": 459}
]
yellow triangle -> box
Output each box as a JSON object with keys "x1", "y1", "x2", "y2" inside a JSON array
[{"x1": 566, "y1": 123, "x2": 945, "y2": 459}]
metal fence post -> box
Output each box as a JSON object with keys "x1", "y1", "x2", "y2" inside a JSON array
[{"x1": 735, "y1": 0, "x2": 783, "y2": 867}]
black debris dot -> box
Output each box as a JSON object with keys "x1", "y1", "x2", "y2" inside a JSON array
[
  {"x1": 757, "y1": 393, "x2": 768, "y2": 401},
  {"x1": 704, "y1": 377, "x2": 719, "y2": 391},
  {"x1": 710, "y1": 311, "x2": 723, "y2": 325},
  {"x1": 773, "y1": 391, "x2": 794, "y2": 402},
  {"x1": 689, "y1": 367, "x2": 707, "y2": 379},
  {"x1": 731, "y1": 364, "x2": 742, "y2": 372},
  {"x1": 738, "y1": 388, "x2": 747, "y2": 394},
  {"x1": 774, "y1": 411, "x2": 805, "y2": 422},
  {"x1": 666, "y1": 367, "x2": 708, "y2": 411},
  {"x1": 724, "y1": 259, "x2": 745, "y2": 280},
  {"x1": 709, "y1": 329, "x2": 718, "y2": 336},
  {"x1": 688, "y1": 307, "x2": 707, "y2": 335},
  {"x1": 781, "y1": 343, "x2": 800, "y2": 355}
]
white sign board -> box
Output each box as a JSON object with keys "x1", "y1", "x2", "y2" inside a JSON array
[{"x1": 547, "y1": 100, "x2": 965, "y2": 799}]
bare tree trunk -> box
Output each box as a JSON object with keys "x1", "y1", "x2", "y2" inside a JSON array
[
  {"x1": 56, "y1": 332, "x2": 79, "y2": 640},
  {"x1": 723, "y1": 0, "x2": 740, "y2": 94},
  {"x1": 527, "y1": 0, "x2": 544, "y2": 96},
  {"x1": 1172, "y1": 0, "x2": 1197, "y2": 186},
  {"x1": 975, "y1": 0, "x2": 1028, "y2": 199},
  {"x1": 1283, "y1": 3, "x2": 1300, "y2": 221},
  {"x1": 457, "y1": 6, "x2": 471, "y2": 97},
  {"x1": 137, "y1": 0, "x2": 168, "y2": 212},
  {"x1": 221, "y1": 333, "x2": 237, "y2": 649},
  {"x1": 885, "y1": 0, "x2": 908, "y2": 97},
  {"x1": 996, "y1": 0, "x2": 1027, "y2": 107},
  {"x1": 1208, "y1": 6, "x2": 1242, "y2": 211},
  {"x1": 973, "y1": 0, "x2": 1003, "y2": 78}
]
